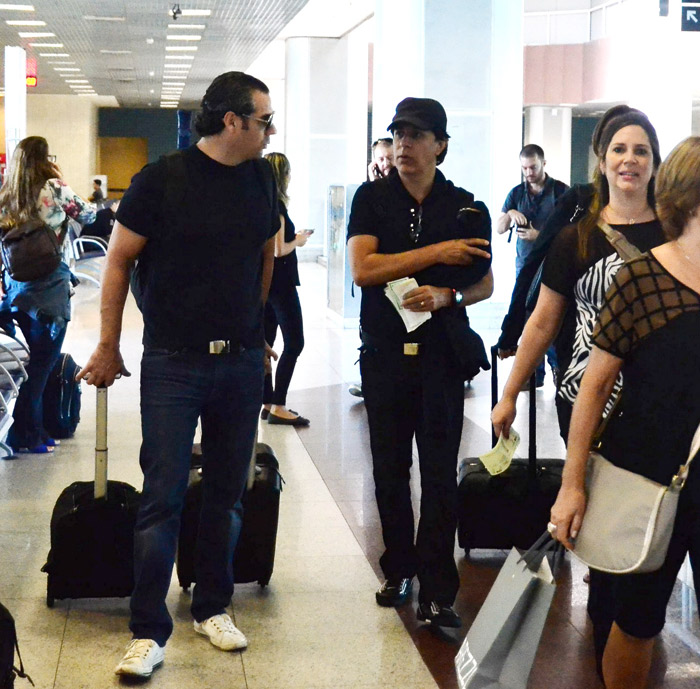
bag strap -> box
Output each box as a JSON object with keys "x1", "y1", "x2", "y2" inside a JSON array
[
  {"x1": 673, "y1": 421, "x2": 700, "y2": 489},
  {"x1": 597, "y1": 221, "x2": 643, "y2": 262}
]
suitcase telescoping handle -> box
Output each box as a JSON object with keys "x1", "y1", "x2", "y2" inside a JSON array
[
  {"x1": 491, "y1": 345, "x2": 538, "y2": 480},
  {"x1": 95, "y1": 386, "x2": 108, "y2": 500}
]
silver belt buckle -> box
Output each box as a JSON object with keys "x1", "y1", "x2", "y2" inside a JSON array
[
  {"x1": 209, "y1": 340, "x2": 230, "y2": 355},
  {"x1": 403, "y1": 343, "x2": 419, "y2": 356}
]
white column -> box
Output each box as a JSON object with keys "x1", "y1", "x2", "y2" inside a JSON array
[
  {"x1": 524, "y1": 106, "x2": 572, "y2": 185},
  {"x1": 4, "y1": 46, "x2": 27, "y2": 165},
  {"x1": 284, "y1": 36, "x2": 352, "y2": 255}
]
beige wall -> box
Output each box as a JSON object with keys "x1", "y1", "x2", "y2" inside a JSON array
[{"x1": 0, "y1": 95, "x2": 99, "y2": 200}]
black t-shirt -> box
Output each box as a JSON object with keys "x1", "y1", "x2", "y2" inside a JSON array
[
  {"x1": 117, "y1": 146, "x2": 279, "y2": 350},
  {"x1": 270, "y1": 201, "x2": 300, "y2": 292},
  {"x1": 541, "y1": 219, "x2": 665, "y2": 404},
  {"x1": 347, "y1": 168, "x2": 491, "y2": 343},
  {"x1": 594, "y1": 255, "x2": 700, "y2": 492}
]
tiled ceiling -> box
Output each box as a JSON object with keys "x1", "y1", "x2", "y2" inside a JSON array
[{"x1": 0, "y1": 0, "x2": 310, "y2": 108}]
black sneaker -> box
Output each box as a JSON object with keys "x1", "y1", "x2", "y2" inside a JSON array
[
  {"x1": 375, "y1": 578, "x2": 413, "y2": 607},
  {"x1": 416, "y1": 601, "x2": 462, "y2": 628}
]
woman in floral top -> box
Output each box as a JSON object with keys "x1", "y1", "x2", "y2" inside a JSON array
[{"x1": 0, "y1": 136, "x2": 95, "y2": 454}]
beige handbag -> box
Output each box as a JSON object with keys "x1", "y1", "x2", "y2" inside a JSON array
[{"x1": 572, "y1": 423, "x2": 700, "y2": 574}]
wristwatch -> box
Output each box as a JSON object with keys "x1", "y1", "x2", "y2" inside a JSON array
[{"x1": 452, "y1": 289, "x2": 464, "y2": 307}]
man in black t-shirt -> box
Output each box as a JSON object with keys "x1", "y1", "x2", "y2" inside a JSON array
[
  {"x1": 348, "y1": 97, "x2": 492, "y2": 629},
  {"x1": 79, "y1": 72, "x2": 279, "y2": 678}
]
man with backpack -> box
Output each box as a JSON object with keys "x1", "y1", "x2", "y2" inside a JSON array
[{"x1": 78, "y1": 71, "x2": 279, "y2": 678}]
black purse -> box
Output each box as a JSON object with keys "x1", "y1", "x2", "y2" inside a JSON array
[{"x1": 438, "y1": 309, "x2": 490, "y2": 381}]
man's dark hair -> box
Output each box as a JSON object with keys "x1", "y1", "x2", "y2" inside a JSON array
[
  {"x1": 519, "y1": 144, "x2": 545, "y2": 160},
  {"x1": 194, "y1": 71, "x2": 270, "y2": 137},
  {"x1": 436, "y1": 138, "x2": 448, "y2": 166},
  {"x1": 93, "y1": 178, "x2": 102, "y2": 186}
]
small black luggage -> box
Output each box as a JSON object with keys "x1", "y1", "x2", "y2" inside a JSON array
[
  {"x1": 177, "y1": 442, "x2": 282, "y2": 590},
  {"x1": 457, "y1": 346, "x2": 564, "y2": 553},
  {"x1": 0, "y1": 601, "x2": 32, "y2": 689},
  {"x1": 42, "y1": 387, "x2": 140, "y2": 607},
  {"x1": 42, "y1": 352, "x2": 82, "y2": 439}
]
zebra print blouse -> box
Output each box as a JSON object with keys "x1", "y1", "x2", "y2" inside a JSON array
[{"x1": 540, "y1": 219, "x2": 665, "y2": 410}]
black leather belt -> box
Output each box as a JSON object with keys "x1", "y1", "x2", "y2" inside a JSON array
[{"x1": 361, "y1": 331, "x2": 422, "y2": 356}]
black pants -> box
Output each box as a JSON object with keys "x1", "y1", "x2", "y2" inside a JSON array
[
  {"x1": 360, "y1": 339, "x2": 464, "y2": 605},
  {"x1": 263, "y1": 286, "x2": 304, "y2": 406}
]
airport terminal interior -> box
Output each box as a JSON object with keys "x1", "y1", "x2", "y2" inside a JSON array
[{"x1": 1, "y1": 0, "x2": 700, "y2": 687}]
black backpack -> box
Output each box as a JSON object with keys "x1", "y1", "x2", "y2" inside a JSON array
[
  {"x1": 0, "y1": 602, "x2": 33, "y2": 689},
  {"x1": 42, "y1": 353, "x2": 82, "y2": 439},
  {"x1": 0, "y1": 217, "x2": 68, "y2": 283}
]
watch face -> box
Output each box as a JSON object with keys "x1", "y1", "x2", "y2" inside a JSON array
[{"x1": 455, "y1": 290, "x2": 464, "y2": 305}]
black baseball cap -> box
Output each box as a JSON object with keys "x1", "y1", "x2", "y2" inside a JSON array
[{"x1": 387, "y1": 97, "x2": 449, "y2": 137}]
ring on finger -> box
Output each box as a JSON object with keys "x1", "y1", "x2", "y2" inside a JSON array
[
  {"x1": 547, "y1": 521, "x2": 557, "y2": 535},
  {"x1": 420, "y1": 301, "x2": 425, "y2": 307}
]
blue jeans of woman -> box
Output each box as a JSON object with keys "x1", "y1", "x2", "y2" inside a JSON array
[
  {"x1": 7, "y1": 309, "x2": 66, "y2": 450},
  {"x1": 129, "y1": 346, "x2": 264, "y2": 646},
  {"x1": 263, "y1": 286, "x2": 304, "y2": 406}
]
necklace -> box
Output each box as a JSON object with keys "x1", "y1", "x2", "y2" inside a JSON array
[
  {"x1": 676, "y1": 239, "x2": 700, "y2": 271},
  {"x1": 604, "y1": 205, "x2": 651, "y2": 225}
]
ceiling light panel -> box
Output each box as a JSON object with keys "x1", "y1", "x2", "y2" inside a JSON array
[
  {"x1": 0, "y1": 4, "x2": 35, "y2": 10},
  {"x1": 11, "y1": 0, "x2": 308, "y2": 108},
  {"x1": 18, "y1": 31, "x2": 53, "y2": 37},
  {"x1": 166, "y1": 35, "x2": 201, "y2": 40},
  {"x1": 6, "y1": 19, "x2": 44, "y2": 25}
]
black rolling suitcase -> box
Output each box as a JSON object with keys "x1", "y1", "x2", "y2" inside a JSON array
[
  {"x1": 42, "y1": 352, "x2": 82, "y2": 439},
  {"x1": 457, "y1": 346, "x2": 564, "y2": 553},
  {"x1": 42, "y1": 387, "x2": 140, "y2": 607},
  {"x1": 177, "y1": 441, "x2": 283, "y2": 590}
]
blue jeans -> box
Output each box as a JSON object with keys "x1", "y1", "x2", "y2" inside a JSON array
[
  {"x1": 7, "y1": 310, "x2": 66, "y2": 450},
  {"x1": 129, "y1": 346, "x2": 264, "y2": 646}
]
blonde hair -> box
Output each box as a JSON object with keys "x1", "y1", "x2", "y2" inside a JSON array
[
  {"x1": 0, "y1": 136, "x2": 61, "y2": 228},
  {"x1": 264, "y1": 152, "x2": 290, "y2": 206},
  {"x1": 655, "y1": 136, "x2": 700, "y2": 240}
]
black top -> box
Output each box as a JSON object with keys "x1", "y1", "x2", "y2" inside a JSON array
[
  {"x1": 117, "y1": 146, "x2": 279, "y2": 350},
  {"x1": 498, "y1": 184, "x2": 594, "y2": 350},
  {"x1": 541, "y1": 219, "x2": 665, "y2": 407},
  {"x1": 501, "y1": 174, "x2": 569, "y2": 262},
  {"x1": 347, "y1": 168, "x2": 491, "y2": 343},
  {"x1": 594, "y1": 254, "x2": 700, "y2": 492},
  {"x1": 270, "y1": 201, "x2": 300, "y2": 293}
]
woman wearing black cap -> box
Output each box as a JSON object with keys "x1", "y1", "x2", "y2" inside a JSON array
[{"x1": 347, "y1": 97, "x2": 493, "y2": 628}]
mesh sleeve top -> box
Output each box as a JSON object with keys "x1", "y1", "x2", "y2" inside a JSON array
[{"x1": 593, "y1": 253, "x2": 700, "y2": 490}]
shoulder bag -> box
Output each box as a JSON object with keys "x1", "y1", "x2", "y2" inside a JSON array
[
  {"x1": 572, "y1": 422, "x2": 700, "y2": 574},
  {"x1": 0, "y1": 216, "x2": 68, "y2": 282}
]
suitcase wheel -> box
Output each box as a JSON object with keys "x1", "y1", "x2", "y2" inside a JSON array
[
  {"x1": 47, "y1": 594, "x2": 55, "y2": 608},
  {"x1": 258, "y1": 577, "x2": 270, "y2": 588}
]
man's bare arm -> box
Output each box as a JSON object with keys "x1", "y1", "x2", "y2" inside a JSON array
[
  {"x1": 462, "y1": 267, "x2": 494, "y2": 305},
  {"x1": 77, "y1": 221, "x2": 147, "y2": 387},
  {"x1": 348, "y1": 234, "x2": 490, "y2": 287}
]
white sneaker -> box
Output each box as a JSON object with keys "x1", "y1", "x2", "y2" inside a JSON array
[
  {"x1": 114, "y1": 638, "x2": 165, "y2": 677},
  {"x1": 194, "y1": 613, "x2": 248, "y2": 651}
]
